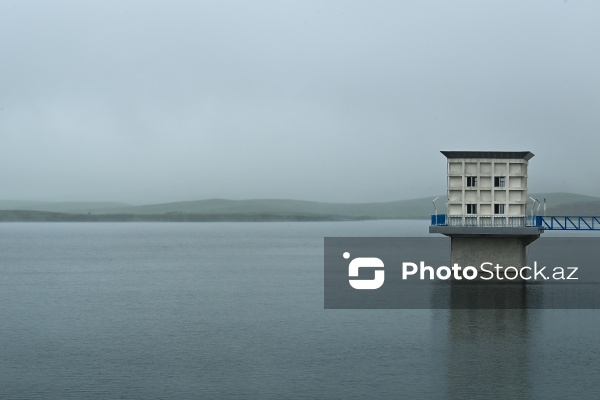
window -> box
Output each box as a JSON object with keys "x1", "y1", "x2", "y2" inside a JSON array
[
  {"x1": 466, "y1": 204, "x2": 477, "y2": 214},
  {"x1": 466, "y1": 176, "x2": 477, "y2": 187},
  {"x1": 494, "y1": 176, "x2": 505, "y2": 187},
  {"x1": 494, "y1": 204, "x2": 505, "y2": 214}
]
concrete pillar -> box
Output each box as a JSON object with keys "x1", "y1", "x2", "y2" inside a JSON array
[{"x1": 450, "y1": 235, "x2": 538, "y2": 269}]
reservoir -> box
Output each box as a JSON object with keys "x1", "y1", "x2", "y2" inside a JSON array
[{"x1": 1, "y1": 221, "x2": 599, "y2": 399}]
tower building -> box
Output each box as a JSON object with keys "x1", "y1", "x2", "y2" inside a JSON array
[{"x1": 430, "y1": 151, "x2": 543, "y2": 271}]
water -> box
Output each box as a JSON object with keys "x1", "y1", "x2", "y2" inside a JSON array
[{"x1": 1, "y1": 221, "x2": 599, "y2": 399}]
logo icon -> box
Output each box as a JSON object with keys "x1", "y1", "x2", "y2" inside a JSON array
[{"x1": 345, "y1": 252, "x2": 385, "y2": 290}]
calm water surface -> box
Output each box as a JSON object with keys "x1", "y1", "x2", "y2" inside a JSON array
[{"x1": 1, "y1": 221, "x2": 599, "y2": 399}]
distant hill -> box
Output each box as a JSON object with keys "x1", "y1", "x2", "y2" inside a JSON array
[
  {"x1": 528, "y1": 193, "x2": 600, "y2": 216},
  {"x1": 0, "y1": 200, "x2": 130, "y2": 214},
  {"x1": 0, "y1": 197, "x2": 444, "y2": 219},
  {"x1": 87, "y1": 197, "x2": 442, "y2": 219},
  {"x1": 1, "y1": 192, "x2": 600, "y2": 221},
  {"x1": 0, "y1": 210, "x2": 355, "y2": 222}
]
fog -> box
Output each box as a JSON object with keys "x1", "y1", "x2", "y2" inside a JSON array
[{"x1": 1, "y1": 0, "x2": 599, "y2": 204}]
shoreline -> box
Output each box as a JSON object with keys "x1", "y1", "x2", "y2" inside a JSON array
[{"x1": 0, "y1": 210, "x2": 399, "y2": 222}]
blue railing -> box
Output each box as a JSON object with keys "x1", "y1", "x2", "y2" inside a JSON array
[
  {"x1": 431, "y1": 214, "x2": 600, "y2": 230},
  {"x1": 536, "y1": 216, "x2": 600, "y2": 230},
  {"x1": 431, "y1": 214, "x2": 446, "y2": 226}
]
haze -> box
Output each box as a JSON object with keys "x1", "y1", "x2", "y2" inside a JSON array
[{"x1": 1, "y1": 0, "x2": 599, "y2": 204}]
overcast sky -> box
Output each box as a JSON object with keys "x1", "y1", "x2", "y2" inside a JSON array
[{"x1": 1, "y1": 0, "x2": 599, "y2": 204}]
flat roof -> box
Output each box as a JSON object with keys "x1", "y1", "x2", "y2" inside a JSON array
[{"x1": 440, "y1": 151, "x2": 534, "y2": 160}]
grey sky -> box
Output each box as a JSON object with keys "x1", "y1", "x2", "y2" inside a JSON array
[{"x1": 1, "y1": 0, "x2": 599, "y2": 203}]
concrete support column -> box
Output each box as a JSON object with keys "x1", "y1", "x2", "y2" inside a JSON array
[{"x1": 450, "y1": 235, "x2": 538, "y2": 269}]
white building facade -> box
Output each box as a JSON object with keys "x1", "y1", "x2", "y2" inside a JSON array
[{"x1": 443, "y1": 151, "x2": 534, "y2": 227}]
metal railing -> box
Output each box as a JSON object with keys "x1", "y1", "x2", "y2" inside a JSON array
[
  {"x1": 431, "y1": 214, "x2": 529, "y2": 227},
  {"x1": 536, "y1": 216, "x2": 600, "y2": 230},
  {"x1": 431, "y1": 214, "x2": 600, "y2": 230}
]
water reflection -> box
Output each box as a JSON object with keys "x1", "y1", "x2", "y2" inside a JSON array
[{"x1": 446, "y1": 283, "x2": 536, "y2": 400}]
